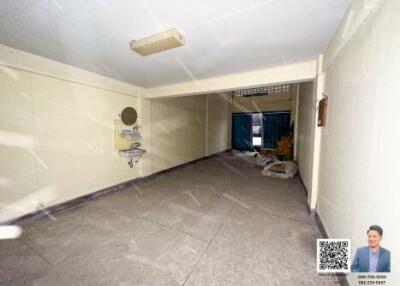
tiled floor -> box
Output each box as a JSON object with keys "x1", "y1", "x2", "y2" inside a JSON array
[{"x1": 0, "y1": 153, "x2": 339, "y2": 285}]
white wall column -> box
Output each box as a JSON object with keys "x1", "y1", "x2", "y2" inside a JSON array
[{"x1": 308, "y1": 55, "x2": 325, "y2": 210}]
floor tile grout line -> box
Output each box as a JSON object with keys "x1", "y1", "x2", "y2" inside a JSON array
[
  {"x1": 135, "y1": 188, "x2": 183, "y2": 213},
  {"x1": 226, "y1": 202, "x2": 237, "y2": 218},
  {"x1": 233, "y1": 205, "x2": 314, "y2": 224},
  {"x1": 135, "y1": 215, "x2": 209, "y2": 243},
  {"x1": 180, "y1": 222, "x2": 223, "y2": 286},
  {"x1": 132, "y1": 188, "x2": 233, "y2": 243},
  {"x1": 181, "y1": 203, "x2": 236, "y2": 286},
  {"x1": 133, "y1": 187, "x2": 199, "y2": 221},
  {"x1": 20, "y1": 239, "x2": 54, "y2": 267}
]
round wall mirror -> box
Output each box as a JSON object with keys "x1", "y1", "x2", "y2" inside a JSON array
[{"x1": 120, "y1": 107, "x2": 137, "y2": 126}]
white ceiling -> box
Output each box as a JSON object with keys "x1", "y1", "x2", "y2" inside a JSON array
[{"x1": 0, "y1": 0, "x2": 350, "y2": 88}]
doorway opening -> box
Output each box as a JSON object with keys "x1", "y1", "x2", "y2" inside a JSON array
[
  {"x1": 232, "y1": 111, "x2": 291, "y2": 151},
  {"x1": 252, "y1": 113, "x2": 263, "y2": 147}
]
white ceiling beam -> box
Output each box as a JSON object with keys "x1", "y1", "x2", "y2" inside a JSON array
[{"x1": 145, "y1": 60, "x2": 317, "y2": 98}]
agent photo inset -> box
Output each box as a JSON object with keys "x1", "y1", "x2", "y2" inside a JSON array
[{"x1": 351, "y1": 225, "x2": 391, "y2": 273}]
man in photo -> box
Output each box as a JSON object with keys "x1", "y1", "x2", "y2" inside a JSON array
[{"x1": 351, "y1": 225, "x2": 391, "y2": 272}]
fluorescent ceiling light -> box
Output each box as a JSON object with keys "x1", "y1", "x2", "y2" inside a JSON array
[{"x1": 129, "y1": 28, "x2": 185, "y2": 57}]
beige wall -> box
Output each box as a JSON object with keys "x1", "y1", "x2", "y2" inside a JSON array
[
  {"x1": 0, "y1": 69, "x2": 37, "y2": 216},
  {"x1": 149, "y1": 92, "x2": 231, "y2": 174},
  {"x1": 0, "y1": 66, "x2": 147, "y2": 221},
  {"x1": 318, "y1": 0, "x2": 399, "y2": 283},
  {"x1": 206, "y1": 93, "x2": 231, "y2": 156},
  {"x1": 150, "y1": 95, "x2": 206, "y2": 174},
  {"x1": 296, "y1": 82, "x2": 315, "y2": 194}
]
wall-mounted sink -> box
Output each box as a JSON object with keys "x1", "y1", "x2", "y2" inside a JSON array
[{"x1": 119, "y1": 143, "x2": 146, "y2": 167}]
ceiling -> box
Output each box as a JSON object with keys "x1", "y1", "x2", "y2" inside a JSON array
[{"x1": 0, "y1": 0, "x2": 350, "y2": 88}]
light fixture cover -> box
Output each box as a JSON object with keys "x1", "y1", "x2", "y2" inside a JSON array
[{"x1": 130, "y1": 28, "x2": 185, "y2": 56}]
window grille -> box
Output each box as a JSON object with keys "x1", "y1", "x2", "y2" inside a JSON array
[{"x1": 235, "y1": 84, "x2": 290, "y2": 97}]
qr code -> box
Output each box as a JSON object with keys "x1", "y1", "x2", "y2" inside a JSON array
[{"x1": 317, "y1": 239, "x2": 350, "y2": 273}]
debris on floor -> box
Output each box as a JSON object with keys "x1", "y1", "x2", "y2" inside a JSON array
[
  {"x1": 255, "y1": 153, "x2": 278, "y2": 167},
  {"x1": 261, "y1": 160, "x2": 298, "y2": 179}
]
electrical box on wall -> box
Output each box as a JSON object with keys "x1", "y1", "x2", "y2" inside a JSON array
[{"x1": 318, "y1": 97, "x2": 328, "y2": 127}]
